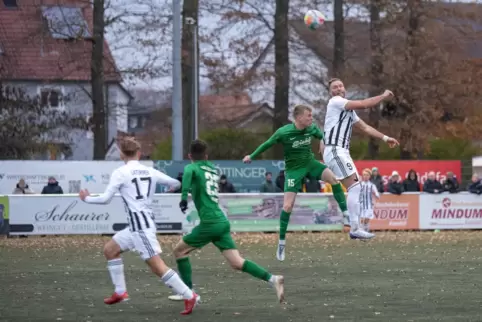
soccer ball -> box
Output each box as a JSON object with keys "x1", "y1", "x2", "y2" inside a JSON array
[{"x1": 304, "y1": 10, "x2": 325, "y2": 30}]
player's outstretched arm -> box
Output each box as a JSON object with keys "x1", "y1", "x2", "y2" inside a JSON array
[
  {"x1": 244, "y1": 131, "x2": 280, "y2": 163},
  {"x1": 354, "y1": 119, "x2": 399, "y2": 148},
  {"x1": 344, "y1": 90, "x2": 394, "y2": 110},
  {"x1": 180, "y1": 167, "x2": 193, "y2": 202},
  {"x1": 153, "y1": 169, "x2": 181, "y2": 191},
  {"x1": 83, "y1": 169, "x2": 123, "y2": 204}
]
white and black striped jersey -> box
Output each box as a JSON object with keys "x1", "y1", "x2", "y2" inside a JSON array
[
  {"x1": 84, "y1": 160, "x2": 181, "y2": 232},
  {"x1": 359, "y1": 181, "x2": 380, "y2": 210},
  {"x1": 323, "y1": 96, "x2": 360, "y2": 149}
]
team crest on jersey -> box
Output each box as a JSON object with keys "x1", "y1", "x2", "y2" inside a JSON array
[{"x1": 292, "y1": 137, "x2": 311, "y2": 148}]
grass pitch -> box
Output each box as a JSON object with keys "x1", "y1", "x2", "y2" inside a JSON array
[{"x1": 1, "y1": 231, "x2": 481, "y2": 322}]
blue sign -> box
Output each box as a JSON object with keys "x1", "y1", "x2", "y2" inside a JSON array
[
  {"x1": 83, "y1": 175, "x2": 96, "y2": 183},
  {"x1": 154, "y1": 160, "x2": 286, "y2": 192}
]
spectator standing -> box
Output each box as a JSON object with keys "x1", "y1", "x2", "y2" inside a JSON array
[
  {"x1": 467, "y1": 174, "x2": 482, "y2": 195},
  {"x1": 260, "y1": 172, "x2": 279, "y2": 193},
  {"x1": 275, "y1": 170, "x2": 285, "y2": 192},
  {"x1": 370, "y1": 167, "x2": 385, "y2": 193},
  {"x1": 443, "y1": 171, "x2": 459, "y2": 193},
  {"x1": 12, "y1": 179, "x2": 34, "y2": 194},
  {"x1": 41, "y1": 176, "x2": 63, "y2": 194},
  {"x1": 219, "y1": 174, "x2": 236, "y2": 193},
  {"x1": 388, "y1": 171, "x2": 404, "y2": 195},
  {"x1": 423, "y1": 172, "x2": 443, "y2": 194},
  {"x1": 403, "y1": 169, "x2": 420, "y2": 192}
]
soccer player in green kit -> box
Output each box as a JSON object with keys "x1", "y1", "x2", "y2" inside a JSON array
[
  {"x1": 243, "y1": 104, "x2": 374, "y2": 262},
  {"x1": 173, "y1": 140, "x2": 285, "y2": 305}
]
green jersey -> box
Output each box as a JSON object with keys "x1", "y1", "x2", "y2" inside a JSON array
[
  {"x1": 249, "y1": 123, "x2": 324, "y2": 170},
  {"x1": 181, "y1": 160, "x2": 227, "y2": 223}
]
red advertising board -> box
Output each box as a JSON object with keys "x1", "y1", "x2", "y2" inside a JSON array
[{"x1": 354, "y1": 160, "x2": 461, "y2": 185}]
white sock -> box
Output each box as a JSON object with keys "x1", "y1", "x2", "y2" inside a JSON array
[
  {"x1": 162, "y1": 269, "x2": 194, "y2": 300},
  {"x1": 107, "y1": 258, "x2": 126, "y2": 294},
  {"x1": 278, "y1": 240, "x2": 286, "y2": 246},
  {"x1": 347, "y1": 182, "x2": 361, "y2": 232},
  {"x1": 269, "y1": 275, "x2": 277, "y2": 286}
]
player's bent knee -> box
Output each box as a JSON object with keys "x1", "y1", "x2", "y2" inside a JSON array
[
  {"x1": 283, "y1": 204, "x2": 293, "y2": 213},
  {"x1": 229, "y1": 258, "x2": 244, "y2": 270},
  {"x1": 103, "y1": 241, "x2": 121, "y2": 260}
]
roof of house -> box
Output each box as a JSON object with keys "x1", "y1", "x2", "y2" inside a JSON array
[{"x1": 0, "y1": 0, "x2": 121, "y2": 82}]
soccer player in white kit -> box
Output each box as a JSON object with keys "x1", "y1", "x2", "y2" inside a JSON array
[
  {"x1": 360, "y1": 168, "x2": 380, "y2": 232},
  {"x1": 78, "y1": 137, "x2": 199, "y2": 315},
  {"x1": 321, "y1": 78, "x2": 399, "y2": 239}
]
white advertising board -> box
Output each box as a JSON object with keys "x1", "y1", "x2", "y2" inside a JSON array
[
  {"x1": 419, "y1": 193, "x2": 482, "y2": 229},
  {"x1": 8, "y1": 194, "x2": 185, "y2": 235}
]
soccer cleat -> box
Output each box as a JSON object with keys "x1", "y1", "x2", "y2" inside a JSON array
[
  {"x1": 349, "y1": 229, "x2": 375, "y2": 240},
  {"x1": 180, "y1": 293, "x2": 200, "y2": 315},
  {"x1": 273, "y1": 275, "x2": 285, "y2": 303},
  {"x1": 104, "y1": 292, "x2": 129, "y2": 305},
  {"x1": 276, "y1": 242, "x2": 285, "y2": 261}
]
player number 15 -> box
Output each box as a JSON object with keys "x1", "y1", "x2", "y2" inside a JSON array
[{"x1": 288, "y1": 179, "x2": 295, "y2": 187}]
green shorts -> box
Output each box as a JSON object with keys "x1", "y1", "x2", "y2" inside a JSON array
[
  {"x1": 284, "y1": 159, "x2": 328, "y2": 192},
  {"x1": 183, "y1": 221, "x2": 236, "y2": 251}
]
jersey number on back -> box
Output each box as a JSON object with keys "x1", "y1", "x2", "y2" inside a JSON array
[
  {"x1": 132, "y1": 177, "x2": 152, "y2": 200},
  {"x1": 204, "y1": 172, "x2": 219, "y2": 203}
]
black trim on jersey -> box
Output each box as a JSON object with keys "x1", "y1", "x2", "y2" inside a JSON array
[
  {"x1": 140, "y1": 211, "x2": 151, "y2": 229},
  {"x1": 325, "y1": 111, "x2": 354, "y2": 149},
  {"x1": 139, "y1": 230, "x2": 155, "y2": 258},
  {"x1": 332, "y1": 147, "x2": 348, "y2": 177}
]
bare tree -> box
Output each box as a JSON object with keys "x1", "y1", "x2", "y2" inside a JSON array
[
  {"x1": 182, "y1": 0, "x2": 199, "y2": 157},
  {"x1": 367, "y1": 0, "x2": 383, "y2": 158},
  {"x1": 91, "y1": 0, "x2": 107, "y2": 160},
  {"x1": 273, "y1": 0, "x2": 290, "y2": 158},
  {"x1": 333, "y1": 0, "x2": 344, "y2": 77}
]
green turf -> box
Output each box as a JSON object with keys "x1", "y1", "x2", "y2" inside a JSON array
[{"x1": 1, "y1": 231, "x2": 482, "y2": 322}]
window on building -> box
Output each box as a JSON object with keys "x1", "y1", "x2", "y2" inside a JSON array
[
  {"x1": 40, "y1": 88, "x2": 62, "y2": 109},
  {"x1": 129, "y1": 116, "x2": 138, "y2": 129},
  {"x1": 140, "y1": 116, "x2": 147, "y2": 128},
  {"x1": 42, "y1": 6, "x2": 91, "y2": 39},
  {"x1": 3, "y1": 0, "x2": 17, "y2": 8}
]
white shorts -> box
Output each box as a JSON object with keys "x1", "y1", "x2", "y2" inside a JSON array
[
  {"x1": 360, "y1": 209, "x2": 374, "y2": 220},
  {"x1": 113, "y1": 227, "x2": 162, "y2": 261},
  {"x1": 323, "y1": 146, "x2": 358, "y2": 180}
]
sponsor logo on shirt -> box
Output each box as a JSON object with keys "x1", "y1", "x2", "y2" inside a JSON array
[{"x1": 292, "y1": 137, "x2": 312, "y2": 148}]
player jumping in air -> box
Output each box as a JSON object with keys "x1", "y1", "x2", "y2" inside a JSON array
[
  {"x1": 243, "y1": 104, "x2": 360, "y2": 262},
  {"x1": 173, "y1": 140, "x2": 285, "y2": 303},
  {"x1": 321, "y1": 78, "x2": 399, "y2": 238},
  {"x1": 79, "y1": 137, "x2": 199, "y2": 315}
]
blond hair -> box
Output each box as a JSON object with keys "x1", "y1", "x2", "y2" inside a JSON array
[
  {"x1": 362, "y1": 168, "x2": 372, "y2": 176},
  {"x1": 292, "y1": 104, "x2": 312, "y2": 119},
  {"x1": 119, "y1": 137, "x2": 141, "y2": 157}
]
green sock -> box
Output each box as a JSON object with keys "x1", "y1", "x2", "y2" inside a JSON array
[
  {"x1": 331, "y1": 183, "x2": 348, "y2": 212},
  {"x1": 176, "y1": 257, "x2": 193, "y2": 289},
  {"x1": 279, "y1": 210, "x2": 291, "y2": 240},
  {"x1": 242, "y1": 260, "x2": 272, "y2": 282}
]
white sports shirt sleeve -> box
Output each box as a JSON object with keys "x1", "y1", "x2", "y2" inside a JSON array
[
  {"x1": 152, "y1": 169, "x2": 181, "y2": 189},
  {"x1": 329, "y1": 96, "x2": 360, "y2": 123},
  {"x1": 84, "y1": 169, "x2": 124, "y2": 204}
]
